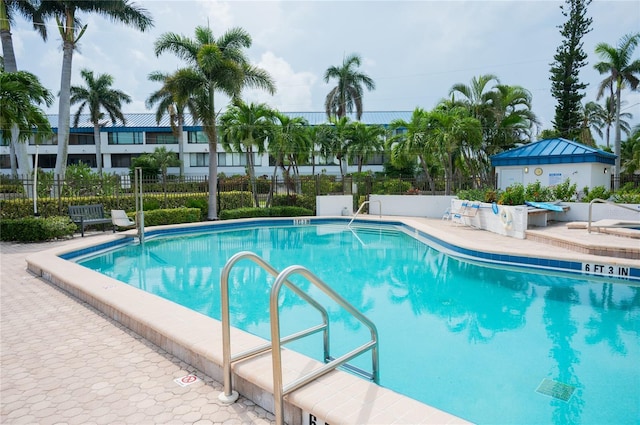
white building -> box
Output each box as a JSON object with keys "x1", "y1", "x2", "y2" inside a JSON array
[
  {"x1": 1, "y1": 112, "x2": 413, "y2": 177},
  {"x1": 490, "y1": 138, "x2": 616, "y2": 191}
]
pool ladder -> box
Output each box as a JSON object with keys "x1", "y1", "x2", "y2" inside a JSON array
[{"x1": 218, "y1": 251, "x2": 379, "y2": 425}]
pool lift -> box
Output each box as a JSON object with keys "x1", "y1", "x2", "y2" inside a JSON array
[
  {"x1": 134, "y1": 167, "x2": 144, "y2": 243},
  {"x1": 218, "y1": 251, "x2": 379, "y2": 425}
]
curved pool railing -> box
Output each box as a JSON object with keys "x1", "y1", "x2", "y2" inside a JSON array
[{"x1": 218, "y1": 251, "x2": 379, "y2": 425}]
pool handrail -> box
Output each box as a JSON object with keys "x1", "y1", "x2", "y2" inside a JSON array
[
  {"x1": 270, "y1": 264, "x2": 379, "y2": 425},
  {"x1": 348, "y1": 200, "x2": 382, "y2": 227},
  {"x1": 218, "y1": 251, "x2": 330, "y2": 404},
  {"x1": 588, "y1": 198, "x2": 640, "y2": 233},
  {"x1": 218, "y1": 251, "x2": 380, "y2": 425}
]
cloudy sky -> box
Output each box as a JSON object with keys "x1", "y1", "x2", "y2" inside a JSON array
[{"x1": 9, "y1": 0, "x2": 640, "y2": 139}]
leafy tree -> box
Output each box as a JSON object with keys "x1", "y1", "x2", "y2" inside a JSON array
[
  {"x1": 146, "y1": 70, "x2": 198, "y2": 177},
  {"x1": 149, "y1": 146, "x2": 180, "y2": 184},
  {"x1": 1, "y1": 0, "x2": 47, "y2": 176},
  {"x1": 37, "y1": 0, "x2": 153, "y2": 182},
  {"x1": 549, "y1": 0, "x2": 592, "y2": 139},
  {"x1": 621, "y1": 124, "x2": 640, "y2": 174},
  {"x1": 449, "y1": 75, "x2": 538, "y2": 187},
  {"x1": 594, "y1": 32, "x2": 640, "y2": 190},
  {"x1": 219, "y1": 99, "x2": 274, "y2": 206},
  {"x1": 324, "y1": 53, "x2": 375, "y2": 120},
  {"x1": 346, "y1": 121, "x2": 386, "y2": 173},
  {"x1": 430, "y1": 103, "x2": 483, "y2": 195},
  {"x1": 154, "y1": 25, "x2": 275, "y2": 219},
  {"x1": 269, "y1": 112, "x2": 311, "y2": 197},
  {"x1": 388, "y1": 108, "x2": 439, "y2": 193},
  {"x1": 0, "y1": 70, "x2": 53, "y2": 154},
  {"x1": 70, "y1": 69, "x2": 131, "y2": 174}
]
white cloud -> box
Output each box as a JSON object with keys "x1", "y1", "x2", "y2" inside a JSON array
[{"x1": 244, "y1": 51, "x2": 318, "y2": 111}]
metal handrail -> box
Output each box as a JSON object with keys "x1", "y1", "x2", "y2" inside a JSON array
[
  {"x1": 218, "y1": 252, "x2": 379, "y2": 425},
  {"x1": 588, "y1": 198, "x2": 640, "y2": 233},
  {"x1": 218, "y1": 251, "x2": 329, "y2": 404},
  {"x1": 348, "y1": 200, "x2": 382, "y2": 227},
  {"x1": 271, "y1": 265, "x2": 379, "y2": 425}
]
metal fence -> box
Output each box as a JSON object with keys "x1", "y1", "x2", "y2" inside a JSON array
[{"x1": 0, "y1": 173, "x2": 445, "y2": 214}]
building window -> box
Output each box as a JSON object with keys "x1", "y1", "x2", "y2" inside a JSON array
[
  {"x1": 190, "y1": 153, "x2": 209, "y2": 167},
  {"x1": 146, "y1": 132, "x2": 178, "y2": 144},
  {"x1": 217, "y1": 152, "x2": 251, "y2": 167},
  {"x1": 108, "y1": 132, "x2": 143, "y2": 145},
  {"x1": 69, "y1": 133, "x2": 95, "y2": 145},
  {"x1": 68, "y1": 154, "x2": 97, "y2": 168},
  {"x1": 188, "y1": 131, "x2": 208, "y2": 144},
  {"x1": 30, "y1": 134, "x2": 57, "y2": 145},
  {"x1": 0, "y1": 154, "x2": 10, "y2": 169},
  {"x1": 365, "y1": 153, "x2": 386, "y2": 165},
  {"x1": 37, "y1": 154, "x2": 57, "y2": 168},
  {"x1": 111, "y1": 154, "x2": 140, "y2": 168}
]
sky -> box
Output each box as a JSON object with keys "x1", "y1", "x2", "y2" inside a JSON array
[{"x1": 8, "y1": 0, "x2": 640, "y2": 141}]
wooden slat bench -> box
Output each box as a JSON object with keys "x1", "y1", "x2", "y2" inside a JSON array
[
  {"x1": 527, "y1": 205, "x2": 570, "y2": 227},
  {"x1": 68, "y1": 204, "x2": 114, "y2": 237}
]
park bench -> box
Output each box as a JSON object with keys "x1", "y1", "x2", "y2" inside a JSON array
[{"x1": 68, "y1": 204, "x2": 114, "y2": 237}]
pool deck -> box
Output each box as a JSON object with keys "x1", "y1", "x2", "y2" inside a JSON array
[{"x1": 2, "y1": 218, "x2": 638, "y2": 425}]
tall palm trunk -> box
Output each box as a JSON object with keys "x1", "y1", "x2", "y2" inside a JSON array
[
  {"x1": 54, "y1": 39, "x2": 74, "y2": 182},
  {"x1": 613, "y1": 82, "x2": 622, "y2": 191},
  {"x1": 177, "y1": 117, "x2": 184, "y2": 177},
  {"x1": 93, "y1": 124, "x2": 102, "y2": 174},
  {"x1": 206, "y1": 87, "x2": 218, "y2": 220},
  {"x1": 1, "y1": 13, "x2": 31, "y2": 178}
]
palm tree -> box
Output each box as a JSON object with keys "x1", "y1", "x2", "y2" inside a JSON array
[
  {"x1": 219, "y1": 99, "x2": 274, "y2": 207},
  {"x1": 449, "y1": 74, "x2": 500, "y2": 119},
  {"x1": 0, "y1": 70, "x2": 53, "y2": 147},
  {"x1": 431, "y1": 103, "x2": 483, "y2": 195},
  {"x1": 594, "y1": 96, "x2": 633, "y2": 148},
  {"x1": 1, "y1": 0, "x2": 47, "y2": 176},
  {"x1": 154, "y1": 25, "x2": 275, "y2": 219},
  {"x1": 388, "y1": 108, "x2": 439, "y2": 193},
  {"x1": 324, "y1": 53, "x2": 375, "y2": 120},
  {"x1": 579, "y1": 101, "x2": 605, "y2": 146},
  {"x1": 70, "y1": 69, "x2": 131, "y2": 174},
  {"x1": 37, "y1": 0, "x2": 153, "y2": 182},
  {"x1": 621, "y1": 124, "x2": 640, "y2": 175},
  {"x1": 269, "y1": 112, "x2": 311, "y2": 197},
  {"x1": 594, "y1": 32, "x2": 640, "y2": 190},
  {"x1": 346, "y1": 122, "x2": 386, "y2": 173},
  {"x1": 146, "y1": 71, "x2": 198, "y2": 177},
  {"x1": 450, "y1": 75, "x2": 538, "y2": 187}
]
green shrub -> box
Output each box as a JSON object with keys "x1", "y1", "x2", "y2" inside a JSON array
[
  {"x1": 582, "y1": 185, "x2": 611, "y2": 202},
  {"x1": 0, "y1": 216, "x2": 76, "y2": 242},
  {"x1": 499, "y1": 183, "x2": 525, "y2": 205},
  {"x1": 219, "y1": 206, "x2": 313, "y2": 220},
  {"x1": 551, "y1": 178, "x2": 578, "y2": 201},
  {"x1": 141, "y1": 208, "x2": 201, "y2": 226},
  {"x1": 455, "y1": 188, "x2": 485, "y2": 202},
  {"x1": 371, "y1": 178, "x2": 412, "y2": 194},
  {"x1": 271, "y1": 194, "x2": 316, "y2": 212},
  {"x1": 524, "y1": 181, "x2": 552, "y2": 202}
]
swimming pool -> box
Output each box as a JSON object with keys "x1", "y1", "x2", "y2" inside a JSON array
[{"x1": 70, "y1": 219, "x2": 640, "y2": 424}]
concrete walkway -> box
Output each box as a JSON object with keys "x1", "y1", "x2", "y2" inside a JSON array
[{"x1": 1, "y1": 237, "x2": 275, "y2": 425}]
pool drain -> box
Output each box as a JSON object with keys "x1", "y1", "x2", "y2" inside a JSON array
[{"x1": 536, "y1": 378, "x2": 576, "y2": 402}]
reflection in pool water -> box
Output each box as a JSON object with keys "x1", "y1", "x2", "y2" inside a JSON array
[{"x1": 77, "y1": 223, "x2": 640, "y2": 425}]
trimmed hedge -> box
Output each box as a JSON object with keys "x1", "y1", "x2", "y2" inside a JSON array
[
  {"x1": 0, "y1": 216, "x2": 77, "y2": 242},
  {"x1": 219, "y1": 206, "x2": 313, "y2": 220},
  {"x1": 141, "y1": 208, "x2": 201, "y2": 226},
  {"x1": 0, "y1": 191, "x2": 255, "y2": 220}
]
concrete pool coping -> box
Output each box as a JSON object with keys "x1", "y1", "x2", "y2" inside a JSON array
[{"x1": 22, "y1": 216, "x2": 640, "y2": 424}]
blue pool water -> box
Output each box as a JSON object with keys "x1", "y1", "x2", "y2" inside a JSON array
[{"x1": 75, "y1": 222, "x2": 640, "y2": 424}]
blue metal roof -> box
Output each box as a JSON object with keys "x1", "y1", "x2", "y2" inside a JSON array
[
  {"x1": 47, "y1": 111, "x2": 414, "y2": 131},
  {"x1": 490, "y1": 138, "x2": 616, "y2": 166}
]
